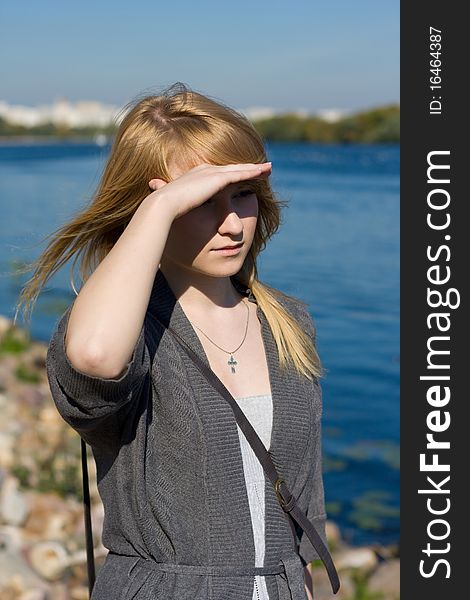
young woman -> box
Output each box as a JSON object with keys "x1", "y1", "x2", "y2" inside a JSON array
[{"x1": 15, "y1": 82, "x2": 336, "y2": 600}]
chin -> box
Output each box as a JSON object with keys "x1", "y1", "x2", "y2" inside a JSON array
[{"x1": 192, "y1": 261, "x2": 245, "y2": 279}]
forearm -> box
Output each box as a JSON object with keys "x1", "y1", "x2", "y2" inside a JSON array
[{"x1": 65, "y1": 193, "x2": 175, "y2": 378}]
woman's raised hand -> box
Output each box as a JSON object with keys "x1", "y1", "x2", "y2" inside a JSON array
[{"x1": 147, "y1": 162, "x2": 272, "y2": 220}]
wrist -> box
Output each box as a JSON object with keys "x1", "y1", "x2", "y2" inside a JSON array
[{"x1": 142, "y1": 190, "x2": 178, "y2": 223}]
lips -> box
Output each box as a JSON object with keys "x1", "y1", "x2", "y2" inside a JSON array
[{"x1": 214, "y1": 242, "x2": 243, "y2": 250}]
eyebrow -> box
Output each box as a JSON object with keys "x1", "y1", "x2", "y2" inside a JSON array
[
  {"x1": 233, "y1": 181, "x2": 252, "y2": 187},
  {"x1": 210, "y1": 182, "x2": 254, "y2": 198}
]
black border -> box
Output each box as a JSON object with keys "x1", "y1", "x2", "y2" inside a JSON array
[{"x1": 401, "y1": 4, "x2": 465, "y2": 597}]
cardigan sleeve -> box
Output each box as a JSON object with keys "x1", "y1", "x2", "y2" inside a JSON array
[
  {"x1": 297, "y1": 405, "x2": 329, "y2": 565},
  {"x1": 291, "y1": 300, "x2": 329, "y2": 565},
  {"x1": 46, "y1": 303, "x2": 150, "y2": 442}
]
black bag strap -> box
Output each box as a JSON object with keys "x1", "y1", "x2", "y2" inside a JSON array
[
  {"x1": 159, "y1": 319, "x2": 340, "y2": 594},
  {"x1": 81, "y1": 437, "x2": 96, "y2": 597}
]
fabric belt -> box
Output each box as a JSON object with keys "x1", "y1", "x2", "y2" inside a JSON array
[
  {"x1": 137, "y1": 558, "x2": 286, "y2": 576},
  {"x1": 128, "y1": 554, "x2": 307, "y2": 600}
]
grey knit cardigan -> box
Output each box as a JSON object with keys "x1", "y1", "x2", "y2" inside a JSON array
[{"x1": 46, "y1": 269, "x2": 329, "y2": 600}]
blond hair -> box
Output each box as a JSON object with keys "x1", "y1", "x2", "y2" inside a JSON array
[{"x1": 13, "y1": 82, "x2": 324, "y2": 380}]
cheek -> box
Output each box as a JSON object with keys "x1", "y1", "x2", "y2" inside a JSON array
[
  {"x1": 242, "y1": 199, "x2": 259, "y2": 236},
  {"x1": 164, "y1": 213, "x2": 212, "y2": 258},
  {"x1": 242, "y1": 215, "x2": 258, "y2": 241}
]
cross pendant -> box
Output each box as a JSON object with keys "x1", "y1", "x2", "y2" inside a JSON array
[{"x1": 228, "y1": 355, "x2": 237, "y2": 373}]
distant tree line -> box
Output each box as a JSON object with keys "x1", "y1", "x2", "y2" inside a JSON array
[
  {"x1": 0, "y1": 103, "x2": 399, "y2": 143},
  {"x1": 252, "y1": 104, "x2": 399, "y2": 143}
]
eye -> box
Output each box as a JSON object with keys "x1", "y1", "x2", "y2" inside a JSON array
[{"x1": 201, "y1": 190, "x2": 253, "y2": 207}]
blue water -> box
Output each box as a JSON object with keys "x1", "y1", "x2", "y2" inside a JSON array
[{"x1": 0, "y1": 140, "x2": 400, "y2": 548}]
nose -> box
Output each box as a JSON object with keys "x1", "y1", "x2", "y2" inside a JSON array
[{"x1": 217, "y1": 203, "x2": 244, "y2": 236}]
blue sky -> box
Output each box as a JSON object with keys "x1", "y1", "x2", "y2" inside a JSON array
[{"x1": 0, "y1": 0, "x2": 399, "y2": 112}]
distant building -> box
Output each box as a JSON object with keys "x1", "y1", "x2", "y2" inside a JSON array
[
  {"x1": 239, "y1": 105, "x2": 350, "y2": 122},
  {"x1": 238, "y1": 107, "x2": 278, "y2": 120},
  {"x1": 315, "y1": 108, "x2": 351, "y2": 123},
  {"x1": 0, "y1": 98, "x2": 122, "y2": 128}
]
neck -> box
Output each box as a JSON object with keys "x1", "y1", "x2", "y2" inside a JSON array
[{"x1": 158, "y1": 262, "x2": 244, "y2": 314}]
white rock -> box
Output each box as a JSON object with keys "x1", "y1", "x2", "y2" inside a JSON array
[
  {"x1": 0, "y1": 548, "x2": 47, "y2": 589},
  {"x1": 28, "y1": 541, "x2": 69, "y2": 581},
  {"x1": 70, "y1": 585, "x2": 89, "y2": 600},
  {"x1": 334, "y1": 547, "x2": 378, "y2": 571},
  {"x1": 0, "y1": 524, "x2": 24, "y2": 551},
  {"x1": 0, "y1": 475, "x2": 30, "y2": 526},
  {"x1": 0, "y1": 431, "x2": 15, "y2": 468},
  {"x1": 27, "y1": 540, "x2": 107, "y2": 581}
]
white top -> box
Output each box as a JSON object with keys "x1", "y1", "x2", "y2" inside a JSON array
[{"x1": 234, "y1": 393, "x2": 273, "y2": 600}]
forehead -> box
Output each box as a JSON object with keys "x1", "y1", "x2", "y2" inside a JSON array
[{"x1": 167, "y1": 152, "x2": 207, "y2": 177}]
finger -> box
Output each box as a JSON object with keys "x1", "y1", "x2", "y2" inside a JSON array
[
  {"x1": 214, "y1": 162, "x2": 272, "y2": 172},
  {"x1": 148, "y1": 178, "x2": 167, "y2": 190},
  {"x1": 220, "y1": 164, "x2": 272, "y2": 182}
]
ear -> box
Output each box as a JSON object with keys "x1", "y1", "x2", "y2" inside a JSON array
[{"x1": 148, "y1": 178, "x2": 168, "y2": 191}]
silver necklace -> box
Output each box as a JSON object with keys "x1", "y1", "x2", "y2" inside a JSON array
[{"x1": 189, "y1": 299, "x2": 250, "y2": 374}]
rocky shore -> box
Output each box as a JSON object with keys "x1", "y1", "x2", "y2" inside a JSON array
[{"x1": 0, "y1": 314, "x2": 400, "y2": 599}]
